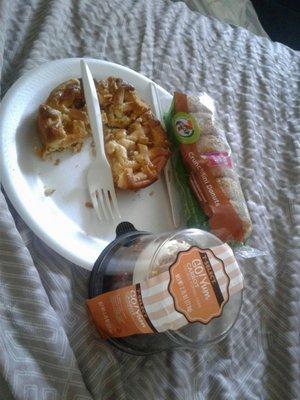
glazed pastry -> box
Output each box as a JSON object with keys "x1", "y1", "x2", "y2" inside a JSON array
[
  {"x1": 37, "y1": 76, "x2": 170, "y2": 190},
  {"x1": 37, "y1": 79, "x2": 90, "y2": 157}
]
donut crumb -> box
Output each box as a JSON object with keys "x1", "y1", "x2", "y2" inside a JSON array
[{"x1": 44, "y1": 188, "x2": 55, "y2": 196}]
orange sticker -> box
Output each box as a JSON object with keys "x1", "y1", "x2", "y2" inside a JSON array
[
  {"x1": 168, "y1": 247, "x2": 229, "y2": 324},
  {"x1": 87, "y1": 284, "x2": 155, "y2": 338},
  {"x1": 180, "y1": 147, "x2": 245, "y2": 242}
]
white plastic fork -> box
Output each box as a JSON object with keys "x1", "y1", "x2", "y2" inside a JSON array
[
  {"x1": 150, "y1": 82, "x2": 181, "y2": 228},
  {"x1": 81, "y1": 60, "x2": 120, "y2": 220}
]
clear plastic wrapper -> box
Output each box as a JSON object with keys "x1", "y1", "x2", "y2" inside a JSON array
[
  {"x1": 164, "y1": 92, "x2": 253, "y2": 245},
  {"x1": 87, "y1": 225, "x2": 243, "y2": 352}
]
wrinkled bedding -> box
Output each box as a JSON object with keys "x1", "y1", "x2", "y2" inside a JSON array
[
  {"x1": 175, "y1": 0, "x2": 268, "y2": 36},
  {"x1": 0, "y1": 0, "x2": 299, "y2": 399}
]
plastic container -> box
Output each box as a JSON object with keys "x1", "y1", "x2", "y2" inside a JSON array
[{"x1": 89, "y1": 222, "x2": 243, "y2": 355}]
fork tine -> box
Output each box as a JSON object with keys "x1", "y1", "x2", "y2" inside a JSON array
[
  {"x1": 97, "y1": 189, "x2": 109, "y2": 220},
  {"x1": 90, "y1": 189, "x2": 102, "y2": 221},
  {"x1": 103, "y1": 190, "x2": 114, "y2": 219},
  {"x1": 109, "y1": 189, "x2": 121, "y2": 218}
]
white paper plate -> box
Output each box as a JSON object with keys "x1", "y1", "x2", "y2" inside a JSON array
[{"x1": 0, "y1": 58, "x2": 179, "y2": 270}]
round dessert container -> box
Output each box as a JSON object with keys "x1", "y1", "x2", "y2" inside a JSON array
[{"x1": 89, "y1": 222, "x2": 243, "y2": 355}]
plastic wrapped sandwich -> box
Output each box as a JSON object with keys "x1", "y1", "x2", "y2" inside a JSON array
[{"x1": 165, "y1": 92, "x2": 252, "y2": 243}]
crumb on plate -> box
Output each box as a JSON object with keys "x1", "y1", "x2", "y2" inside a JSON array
[
  {"x1": 54, "y1": 159, "x2": 60, "y2": 166},
  {"x1": 34, "y1": 146, "x2": 43, "y2": 158},
  {"x1": 149, "y1": 191, "x2": 154, "y2": 196},
  {"x1": 90, "y1": 140, "x2": 96, "y2": 157},
  {"x1": 85, "y1": 201, "x2": 94, "y2": 209},
  {"x1": 44, "y1": 188, "x2": 56, "y2": 196}
]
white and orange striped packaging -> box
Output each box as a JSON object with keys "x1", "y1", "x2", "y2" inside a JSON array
[{"x1": 87, "y1": 243, "x2": 243, "y2": 339}]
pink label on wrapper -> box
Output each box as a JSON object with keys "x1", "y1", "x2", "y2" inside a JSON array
[{"x1": 205, "y1": 152, "x2": 232, "y2": 168}]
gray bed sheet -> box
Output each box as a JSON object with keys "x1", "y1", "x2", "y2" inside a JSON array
[
  {"x1": 0, "y1": 0, "x2": 299, "y2": 399},
  {"x1": 175, "y1": 0, "x2": 268, "y2": 37}
]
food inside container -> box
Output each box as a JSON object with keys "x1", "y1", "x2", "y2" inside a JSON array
[
  {"x1": 87, "y1": 223, "x2": 243, "y2": 355},
  {"x1": 164, "y1": 92, "x2": 252, "y2": 244}
]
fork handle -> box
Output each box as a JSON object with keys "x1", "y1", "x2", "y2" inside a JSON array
[
  {"x1": 81, "y1": 60, "x2": 107, "y2": 160},
  {"x1": 88, "y1": 94, "x2": 106, "y2": 160}
]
